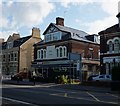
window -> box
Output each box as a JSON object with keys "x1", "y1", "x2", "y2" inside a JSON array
[
  {"x1": 56, "y1": 46, "x2": 67, "y2": 58},
  {"x1": 14, "y1": 53, "x2": 17, "y2": 61},
  {"x1": 89, "y1": 48, "x2": 93, "y2": 59},
  {"x1": 3, "y1": 55, "x2": 6, "y2": 62},
  {"x1": 109, "y1": 41, "x2": 113, "y2": 53},
  {"x1": 7, "y1": 42, "x2": 13, "y2": 49},
  {"x1": 41, "y1": 50, "x2": 43, "y2": 59},
  {"x1": 114, "y1": 39, "x2": 119, "y2": 53},
  {"x1": 60, "y1": 47, "x2": 62, "y2": 57},
  {"x1": 63, "y1": 46, "x2": 67, "y2": 57},
  {"x1": 37, "y1": 49, "x2": 46, "y2": 59},
  {"x1": 8, "y1": 54, "x2": 10, "y2": 61},
  {"x1": 43, "y1": 50, "x2": 46, "y2": 58},
  {"x1": 10, "y1": 53, "x2": 13, "y2": 61},
  {"x1": 99, "y1": 75, "x2": 104, "y2": 78},
  {"x1": 56, "y1": 48, "x2": 59, "y2": 57},
  {"x1": 37, "y1": 50, "x2": 41, "y2": 59},
  {"x1": 45, "y1": 31, "x2": 61, "y2": 42}
]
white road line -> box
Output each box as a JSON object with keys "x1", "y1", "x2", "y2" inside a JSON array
[
  {"x1": 106, "y1": 93, "x2": 120, "y2": 98},
  {"x1": 50, "y1": 93, "x2": 118, "y2": 104},
  {"x1": 1, "y1": 97, "x2": 38, "y2": 106},
  {"x1": 86, "y1": 92, "x2": 100, "y2": 102}
]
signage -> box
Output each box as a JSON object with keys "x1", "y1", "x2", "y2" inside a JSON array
[{"x1": 46, "y1": 45, "x2": 56, "y2": 59}]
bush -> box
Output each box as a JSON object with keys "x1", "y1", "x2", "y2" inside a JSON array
[{"x1": 61, "y1": 75, "x2": 68, "y2": 84}]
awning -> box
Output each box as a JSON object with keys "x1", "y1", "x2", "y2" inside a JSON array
[{"x1": 31, "y1": 63, "x2": 72, "y2": 68}]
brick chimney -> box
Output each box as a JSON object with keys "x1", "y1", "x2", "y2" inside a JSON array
[
  {"x1": 0, "y1": 38, "x2": 4, "y2": 44},
  {"x1": 12, "y1": 33, "x2": 20, "y2": 40},
  {"x1": 32, "y1": 27, "x2": 40, "y2": 38},
  {"x1": 56, "y1": 17, "x2": 64, "y2": 26}
]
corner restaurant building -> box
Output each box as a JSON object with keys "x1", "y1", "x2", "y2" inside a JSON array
[{"x1": 32, "y1": 17, "x2": 100, "y2": 81}]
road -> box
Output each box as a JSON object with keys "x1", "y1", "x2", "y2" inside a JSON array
[{"x1": 1, "y1": 83, "x2": 120, "y2": 106}]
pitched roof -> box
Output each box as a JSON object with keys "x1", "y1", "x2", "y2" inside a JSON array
[
  {"x1": 116, "y1": 12, "x2": 120, "y2": 17},
  {"x1": 43, "y1": 23, "x2": 99, "y2": 44},
  {"x1": 2, "y1": 35, "x2": 32, "y2": 49},
  {"x1": 98, "y1": 24, "x2": 120, "y2": 35}
]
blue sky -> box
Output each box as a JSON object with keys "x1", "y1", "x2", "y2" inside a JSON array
[{"x1": 0, "y1": 0, "x2": 120, "y2": 41}]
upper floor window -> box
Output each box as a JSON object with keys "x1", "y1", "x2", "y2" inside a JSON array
[
  {"x1": 37, "y1": 49, "x2": 46, "y2": 59},
  {"x1": 114, "y1": 39, "x2": 120, "y2": 53},
  {"x1": 45, "y1": 31, "x2": 61, "y2": 42},
  {"x1": 89, "y1": 48, "x2": 93, "y2": 59},
  {"x1": 14, "y1": 52, "x2": 17, "y2": 61},
  {"x1": 109, "y1": 41, "x2": 113, "y2": 53},
  {"x1": 2, "y1": 55, "x2": 6, "y2": 62},
  {"x1": 7, "y1": 42, "x2": 13, "y2": 49},
  {"x1": 56, "y1": 46, "x2": 67, "y2": 58}
]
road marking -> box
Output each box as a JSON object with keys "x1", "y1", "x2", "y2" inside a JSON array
[
  {"x1": 50, "y1": 93, "x2": 119, "y2": 104},
  {"x1": 1, "y1": 96, "x2": 38, "y2": 106},
  {"x1": 86, "y1": 92, "x2": 100, "y2": 102},
  {"x1": 106, "y1": 93, "x2": 120, "y2": 98}
]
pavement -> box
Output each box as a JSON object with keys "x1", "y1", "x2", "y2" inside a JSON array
[{"x1": 2, "y1": 79, "x2": 120, "y2": 95}]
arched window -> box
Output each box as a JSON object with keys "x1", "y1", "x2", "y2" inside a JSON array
[
  {"x1": 37, "y1": 50, "x2": 41, "y2": 59},
  {"x1": 41, "y1": 49, "x2": 44, "y2": 59},
  {"x1": 63, "y1": 46, "x2": 67, "y2": 57},
  {"x1": 109, "y1": 41, "x2": 113, "y2": 53},
  {"x1": 43, "y1": 49, "x2": 46, "y2": 58},
  {"x1": 60, "y1": 47, "x2": 62, "y2": 57},
  {"x1": 56, "y1": 48, "x2": 59, "y2": 57},
  {"x1": 114, "y1": 39, "x2": 119, "y2": 53}
]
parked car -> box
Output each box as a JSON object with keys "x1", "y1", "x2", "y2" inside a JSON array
[
  {"x1": 87, "y1": 74, "x2": 99, "y2": 81},
  {"x1": 11, "y1": 72, "x2": 27, "y2": 81},
  {"x1": 92, "y1": 74, "x2": 112, "y2": 82}
]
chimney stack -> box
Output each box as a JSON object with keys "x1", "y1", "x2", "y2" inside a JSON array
[
  {"x1": 32, "y1": 27, "x2": 40, "y2": 38},
  {"x1": 0, "y1": 39, "x2": 4, "y2": 44},
  {"x1": 12, "y1": 33, "x2": 20, "y2": 40},
  {"x1": 56, "y1": 17, "x2": 64, "y2": 26}
]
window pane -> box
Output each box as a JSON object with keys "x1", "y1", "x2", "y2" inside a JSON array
[{"x1": 60, "y1": 48, "x2": 62, "y2": 57}]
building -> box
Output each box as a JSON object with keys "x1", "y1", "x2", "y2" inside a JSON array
[
  {"x1": 1, "y1": 28, "x2": 41, "y2": 76},
  {"x1": 32, "y1": 17, "x2": 100, "y2": 81},
  {"x1": 98, "y1": 13, "x2": 120, "y2": 74}
]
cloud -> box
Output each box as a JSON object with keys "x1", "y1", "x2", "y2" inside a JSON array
[
  {"x1": 1, "y1": 0, "x2": 54, "y2": 40},
  {"x1": 74, "y1": 0, "x2": 119, "y2": 34},
  {"x1": 0, "y1": 30, "x2": 19, "y2": 41},
  {"x1": 86, "y1": 16, "x2": 118, "y2": 34},
  {"x1": 60, "y1": 0, "x2": 96, "y2": 8}
]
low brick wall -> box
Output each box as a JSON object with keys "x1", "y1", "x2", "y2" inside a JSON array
[{"x1": 81, "y1": 81, "x2": 111, "y2": 88}]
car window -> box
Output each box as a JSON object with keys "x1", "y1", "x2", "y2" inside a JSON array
[
  {"x1": 99, "y1": 75, "x2": 104, "y2": 78},
  {"x1": 106, "y1": 75, "x2": 110, "y2": 78}
]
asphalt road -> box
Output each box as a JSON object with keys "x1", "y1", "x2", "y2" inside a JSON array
[{"x1": 1, "y1": 84, "x2": 120, "y2": 106}]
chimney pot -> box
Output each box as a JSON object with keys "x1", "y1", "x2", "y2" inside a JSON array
[{"x1": 56, "y1": 17, "x2": 64, "y2": 26}]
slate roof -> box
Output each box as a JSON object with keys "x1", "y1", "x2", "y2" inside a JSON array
[
  {"x1": 116, "y1": 12, "x2": 120, "y2": 17},
  {"x1": 98, "y1": 24, "x2": 120, "y2": 35},
  {"x1": 42, "y1": 23, "x2": 100, "y2": 44},
  {"x1": 2, "y1": 36, "x2": 32, "y2": 49}
]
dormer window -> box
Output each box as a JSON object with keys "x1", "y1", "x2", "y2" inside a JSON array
[
  {"x1": 7, "y1": 42, "x2": 13, "y2": 49},
  {"x1": 44, "y1": 31, "x2": 61, "y2": 42}
]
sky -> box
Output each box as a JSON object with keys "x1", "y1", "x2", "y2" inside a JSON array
[{"x1": 0, "y1": 0, "x2": 120, "y2": 41}]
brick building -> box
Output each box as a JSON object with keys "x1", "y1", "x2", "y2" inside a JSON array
[
  {"x1": 32, "y1": 17, "x2": 100, "y2": 81},
  {"x1": 1, "y1": 28, "x2": 41, "y2": 76},
  {"x1": 99, "y1": 13, "x2": 120, "y2": 74}
]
